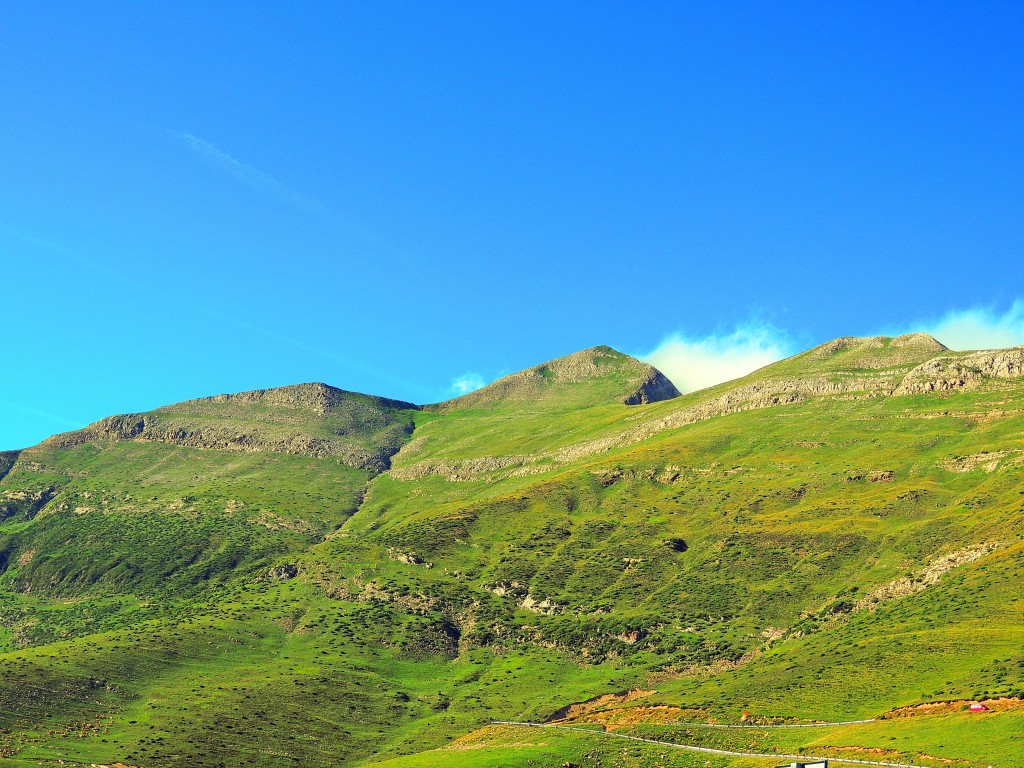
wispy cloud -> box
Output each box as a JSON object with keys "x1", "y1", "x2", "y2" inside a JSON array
[
  {"x1": 895, "y1": 300, "x2": 1024, "y2": 351},
  {"x1": 0, "y1": 221, "x2": 126, "y2": 281},
  {"x1": 450, "y1": 372, "x2": 487, "y2": 396},
  {"x1": 167, "y1": 130, "x2": 326, "y2": 214},
  {"x1": 166, "y1": 129, "x2": 403, "y2": 254},
  {"x1": 0, "y1": 399, "x2": 84, "y2": 429},
  {"x1": 185, "y1": 305, "x2": 432, "y2": 399},
  {"x1": 638, "y1": 322, "x2": 794, "y2": 394},
  {"x1": 0, "y1": 223, "x2": 430, "y2": 401}
]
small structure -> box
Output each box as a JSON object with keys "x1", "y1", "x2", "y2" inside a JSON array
[
  {"x1": 968, "y1": 702, "x2": 988, "y2": 712},
  {"x1": 775, "y1": 762, "x2": 828, "y2": 768}
]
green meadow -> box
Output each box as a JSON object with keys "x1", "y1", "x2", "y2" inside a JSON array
[{"x1": 1, "y1": 339, "x2": 1022, "y2": 766}]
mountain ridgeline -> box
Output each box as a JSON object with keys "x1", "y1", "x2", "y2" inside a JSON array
[
  {"x1": 0, "y1": 335, "x2": 1023, "y2": 768},
  {"x1": 43, "y1": 383, "x2": 422, "y2": 472},
  {"x1": 427, "y1": 345, "x2": 682, "y2": 411}
]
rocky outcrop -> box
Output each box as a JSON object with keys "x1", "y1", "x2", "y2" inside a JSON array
[
  {"x1": 389, "y1": 454, "x2": 535, "y2": 482},
  {"x1": 939, "y1": 451, "x2": 1015, "y2": 473},
  {"x1": 267, "y1": 564, "x2": 299, "y2": 580},
  {"x1": 92, "y1": 414, "x2": 151, "y2": 440},
  {"x1": 192, "y1": 382, "x2": 418, "y2": 415},
  {"x1": 388, "y1": 548, "x2": 432, "y2": 568},
  {"x1": 0, "y1": 451, "x2": 19, "y2": 483},
  {"x1": 520, "y1": 594, "x2": 561, "y2": 615},
  {"x1": 622, "y1": 369, "x2": 681, "y2": 405},
  {"x1": 488, "y1": 580, "x2": 528, "y2": 598},
  {"x1": 855, "y1": 543, "x2": 999, "y2": 610},
  {"x1": 0, "y1": 486, "x2": 56, "y2": 522},
  {"x1": 483, "y1": 581, "x2": 560, "y2": 614},
  {"x1": 895, "y1": 347, "x2": 1024, "y2": 394}
]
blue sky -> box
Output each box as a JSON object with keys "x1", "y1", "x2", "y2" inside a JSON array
[{"x1": 2, "y1": 2, "x2": 1022, "y2": 449}]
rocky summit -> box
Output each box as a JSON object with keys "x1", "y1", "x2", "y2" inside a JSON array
[{"x1": 1, "y1": 337, "x2": 1022, "y2": 768}]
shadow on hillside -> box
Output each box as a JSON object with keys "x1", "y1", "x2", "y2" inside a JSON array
[{"x1": 0, "y1": 451, "x2": 19, "y2": 483}]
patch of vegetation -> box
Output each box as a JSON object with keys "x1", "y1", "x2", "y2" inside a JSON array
[{"x1": 1, "y1": 339, "x2": 1023, "y2": 766}]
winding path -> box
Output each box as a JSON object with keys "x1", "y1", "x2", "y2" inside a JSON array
[
  {"x1": 492, "y1": 720, "x2": 925, "y2": 768},
  {"x1": 601, "y1": 718, "x2": 878, "y2": 730}
]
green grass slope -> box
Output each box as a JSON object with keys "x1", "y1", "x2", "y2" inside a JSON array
[
  {"x1": 1, "y1": 338, "x2": 1023, "y2": 767},
  {"x1": 45, "y1": 382, "x2": 420, "y2": 471},
  {"x1": 426, "y1": 345, "x2": 680, "y2": 412}
]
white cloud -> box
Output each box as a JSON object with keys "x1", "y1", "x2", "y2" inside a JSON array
[
  {"x1": 450, "y1": 372, "x2": 487, "y2": 396},
  {"x1": 638, "y1": 322, "x2": 794, "y2": 394},
  {"x1": 906, "y1": 300, "x2": 1024, "y2": 351}
]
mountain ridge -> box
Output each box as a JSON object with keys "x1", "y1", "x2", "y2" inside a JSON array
[
  {"x1": 1, "y1": 332, "x2": 1023, "y2": 767},
  {"x1": 41, "y1": 382, "x2": 421, "y2": 472},
  {"x1": 424, "y1": 345, "x2": 681, "y2": 412},
  {"x1": 19, "y1": 333, "x2": 1024, "y2": 456}
]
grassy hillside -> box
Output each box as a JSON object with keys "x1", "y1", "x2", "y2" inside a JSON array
[
  {"x1": 45, "y1": 382, "x2": 420, "y2": 471},
  {"x1": 1, "y1": 338, "x2": 1022, "y2": 767}
]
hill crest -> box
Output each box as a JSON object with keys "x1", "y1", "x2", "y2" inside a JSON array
[
  {"x1": 187, "y1": 382, "x2": 419, "y2": 413},
  {"x1": 425, "y1": 345, "x2": 681, "y2": 411},
  {"x1": 40, "y1": 383, "x2": 420, "y2": 472},
  {"x1": 805, "y1": 332, "x2": 948, "y2": 367}
]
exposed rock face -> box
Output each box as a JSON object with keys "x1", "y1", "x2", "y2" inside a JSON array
[
  {"x1": 939, "y1": 451, "x2": 1014, "y2": 473},
  {"x1": 854, "y1": 543, "x2": 999, "y2": 610},
  {"x1": 488, "y1": 580, "x2": 528, "y2": 598},
  {"x1": 844, "y1": 469, "x2": 895, "y2": 483},
  {"x1": 895, "y1": 347, "x2": 1024, "y2": 394},
  {"x1": 0, "y1": 451, "x2": 19, "y2": 483},
  {"x1": 0, "y1": 486, "x2": 56, "y2": 522},
  {"x1": 268, "y1": 564, "x2": 299, "y2": 580},
  {"x1": 194, "y1": 382, "x2": 418, "y2": 415},
  {"x1": 622, "y1": 369, "x2": 681, "y2": 405},
  {"x1": 388, "y1": 548, "x2": 432, "y2": 567},
  {"x1": 765, "y1": 339, "x2": 1024, "y2": 399},
  {"x1": 47, "y1": 416, "x2": 398, "y2": 471},
  {"x1": 389, "y1": 454, "x2": 538, "y2": 482},
  {"x1": 520, "y1": 594, "x2": 561, "y2": 615}
]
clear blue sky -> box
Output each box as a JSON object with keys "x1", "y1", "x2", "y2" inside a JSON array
[{"x1": 2, "y1": 2, "x2": 1022, "y2": 449}]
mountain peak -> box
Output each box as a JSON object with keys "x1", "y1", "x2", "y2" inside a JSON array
[
  {"x1": 803, "y1": 332, "x2": 948, "y2": 369},
  {"x1": 40, "y1": 382, "x2": 420, "y2": 472},
  {"x1": 428, "y1": 346, "x2": 680, "y2": 411},
  {"x1": 181, "y1": 382, "x2": 419, "y2": 415}
]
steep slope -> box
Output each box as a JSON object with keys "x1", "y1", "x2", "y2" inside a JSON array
[
  {"x1": 1, "y1": 336, "x2": 1023, "y2": 768},
  {"x1": 0, "y1": 451, "x2": 17, "y2": 484},
  {"x1": 0, "y1": 384, "x2": 420, "y2": 601},
  {"x1": 391, "y1": 335, "x2": 1024, "y2": 484},
  {"x1": 338, "y1": 337, "x2": 1023, "y2": 765}
]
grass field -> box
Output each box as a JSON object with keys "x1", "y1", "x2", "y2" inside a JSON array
[{"x1": 1, "y1": 339, "x2": 1022, "y2": 766}]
